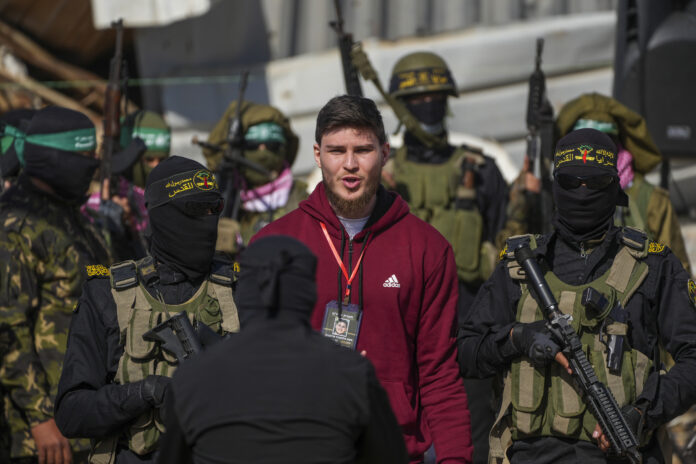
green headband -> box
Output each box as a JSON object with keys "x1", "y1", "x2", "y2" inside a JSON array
[
  {"x1": 1, "y1": 125, "x2": 96, "y2": 166},
  {"x1": 572, "y1": 118, "x2": 619, "y2": 135},
  {"x1": 121, "y1": 126, "x2": 171, "y2": 152},
  {"x1": 245, "y1": 122, "x2": 286, "y2": 144},
  {"x1": 145, "y1": 169, "x2": 219, "y2": 209}
]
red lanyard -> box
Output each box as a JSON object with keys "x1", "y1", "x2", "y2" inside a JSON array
[{"x1": 320, "y1": 222, "x2": 367, "y2": 304}]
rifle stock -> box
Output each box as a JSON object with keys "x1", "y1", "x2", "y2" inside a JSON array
[{"x1": 513, "y1": 244, "x2": 642, "y2": 464}]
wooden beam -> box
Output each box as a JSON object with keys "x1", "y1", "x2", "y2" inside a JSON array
[{"x1": 0, "y1": 69, "x2": 101, "y2": 131}]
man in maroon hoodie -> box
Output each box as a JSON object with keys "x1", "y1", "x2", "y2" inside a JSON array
[{"x1": 253, "y1": 95, "x2": 473, "y2": 463}]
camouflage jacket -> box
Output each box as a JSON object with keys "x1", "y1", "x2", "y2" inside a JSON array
[{"x1": 0, "y1": 177, "x2": 112, "y2": 457}]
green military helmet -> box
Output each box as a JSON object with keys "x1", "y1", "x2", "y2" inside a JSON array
[
  {"x1": 389, "y1": 51, "x2": 458, "y2": 98},
  {"x1": 556, "y1": 93, "x2": 661, "y2": 175},
  {"x1": 204, "y1": 101, "x2": 299, "y2": 173},
  {"x1": 120, "y1": 110, "x2": 171, "y2": 188},
  {"x1": 121, "y1": 110, "x2": 171, "y2": 159}
]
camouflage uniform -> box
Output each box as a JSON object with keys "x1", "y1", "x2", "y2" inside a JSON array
[{"x1": 0, "y1": 177, "x2": 112, "y2": 459}]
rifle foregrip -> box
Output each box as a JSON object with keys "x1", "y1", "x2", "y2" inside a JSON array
[{"x1": 103, "y1": 91, "x2": 121, "y2": 137}]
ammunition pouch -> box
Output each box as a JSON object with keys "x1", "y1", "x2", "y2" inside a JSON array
[
  {"x1": 489, "y1": 228, "x2": 654, "y2": 462},
  {"x1": 90, "y1": 257, "x2": 239, "y2": 462}
]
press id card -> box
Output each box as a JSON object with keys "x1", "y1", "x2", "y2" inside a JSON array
[{"x1": 321, "y1": 301, "x2": 362, "y2": 350}]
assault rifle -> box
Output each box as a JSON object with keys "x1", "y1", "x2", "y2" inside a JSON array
[
  {"x1": 514, "y1": 243, "x2": 642, "y2": 464},
  {"x1": 101, "y1": 19, "x2": 124, "y2": 203},
  {"x1": 330, "y1": 0, "x2": 363, "y2": 96},
  {"x1": 525, "y1": 38, "x2": 554, "y2": 234},
  {"x1": 143, "y1": 311, "x2": 224, "y2": 364}
]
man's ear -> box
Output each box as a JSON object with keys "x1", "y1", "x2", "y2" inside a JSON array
[
  {"x1": 313, "y1": 143, "x2": 322, "y2": 168},
  {"x1": 381, "y1": 143, "x2": 390, "y2": 167}
]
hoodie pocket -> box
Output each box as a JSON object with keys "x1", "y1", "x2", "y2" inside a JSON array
[{"x1": 381, "y1": 381, "x2": 418, "y2": 431}]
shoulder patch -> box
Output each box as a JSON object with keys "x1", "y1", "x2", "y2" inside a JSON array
[
  {"x1": 688, "y1": 280, "x2": 696, "y2": 309},
  {"x1": 498, "y1": 244, "x2": 508, "y2": 262},
  {"x1": 86, "y1": 264, "x2": 110, "y2": 278},
  {"x1": 648, "y1": 241, "x2": 666, "y2": 254}
]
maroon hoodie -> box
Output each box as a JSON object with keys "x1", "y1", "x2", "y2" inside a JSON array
[{"x1": 253, "y1": 183, "x2": 472, "y2": 463}]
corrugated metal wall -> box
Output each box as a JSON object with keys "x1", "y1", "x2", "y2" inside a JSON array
[{"x1": 262, "y1": 0, "x2": 616, "y2": 59}]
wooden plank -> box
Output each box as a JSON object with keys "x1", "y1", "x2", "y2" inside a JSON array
[{"x1": 0, "y1": 69, "x2": 101, "y2": 128}]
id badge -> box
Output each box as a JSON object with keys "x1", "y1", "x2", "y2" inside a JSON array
[{"x1": 321, "y1": 300, "x2": 362, "y2": 350}]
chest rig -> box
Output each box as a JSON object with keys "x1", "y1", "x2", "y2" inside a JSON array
[
  {"x1": 391, "y1": 145, "x2": 495, "y2": 283},
  {"x1": 90, "y1": 257, "x2": 240, "y2": 463},
  {"x1": 488, "y1": 228, "x2": 654, "y2": 463}
]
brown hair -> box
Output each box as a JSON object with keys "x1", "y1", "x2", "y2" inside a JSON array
[{"x1": 315, "y1": 95, "x2": 386, "y2": 145}]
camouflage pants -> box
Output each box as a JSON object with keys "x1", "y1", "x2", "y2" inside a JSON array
[{"x1": 10, "y1": 450, "x2": 90, "y2": 463}]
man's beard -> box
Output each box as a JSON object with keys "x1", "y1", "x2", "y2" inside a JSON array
[{"x1": 323, "y1": 172, "x2": 379, "y2": 218}]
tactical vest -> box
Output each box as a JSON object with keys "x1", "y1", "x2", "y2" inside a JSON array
[
  {"x1": 391, "y1": 145, "x2": 495, "y2": 283},
  {"x1": 90, "y1": 257, "x2": 240, "y2": 464},
  {"x1": 489, "y1": 229, "x2": 654, "y2": 463}
]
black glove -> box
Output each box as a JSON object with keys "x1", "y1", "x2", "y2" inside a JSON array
[
  {"x1": 97, "y1": 199, "x2": 125, "y2": 237},
  {"x1": 140, "y1": 375, "x2": 171, "y2": 408},
  {"x1": 621, "y1": 403, "x2": 646, "y2": 442},
  {"x1": 510, "y1": 321, "x2": 561, "y2": 366}
]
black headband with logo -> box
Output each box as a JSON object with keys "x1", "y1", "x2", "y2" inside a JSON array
[
  {"x1": 145, "y1": 168, "x2": 219, "y2": 209},
  {"x1": 553, "y1": 128, "x2": 618, "y2": 174}
]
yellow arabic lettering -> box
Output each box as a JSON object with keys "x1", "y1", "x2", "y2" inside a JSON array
[{"x1": 168, "y1": 182, "x2": 194, "y2": 198}]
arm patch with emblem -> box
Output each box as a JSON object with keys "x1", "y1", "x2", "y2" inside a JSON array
[
  {"x1": 85, "y1": 264, "x2": 110, "y2": 279},
  {"x1": 648, "y1": 241, "x2": 667, "y2": 255},
  {"x1": 498, "y1": 245, "x2": 508, "y2": 262}
]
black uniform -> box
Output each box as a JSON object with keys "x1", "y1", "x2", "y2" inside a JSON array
[
  {"x1": 157, "y1": 235, "x2": 408, "y2": 464},
  {"x1": 55, "y1": 156, "x2": 228, "y2": 464},
  {"x1": 457, "y1": 226, "x2": 696, "y2": 463},
  {"x1": 54, "y1": 263, "x2": 208, "y2": 464}
]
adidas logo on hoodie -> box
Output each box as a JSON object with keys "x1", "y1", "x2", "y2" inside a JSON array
[{"x1": 383, "y1": 274, "x2": 400, "y2": 288}]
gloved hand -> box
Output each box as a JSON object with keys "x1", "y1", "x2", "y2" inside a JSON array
[
  {"x1": 593, "y1": 403, "x2": 645, "y2": 453},
  {"x1": 97, "y1": 199, "x2": 125, "y2": 237},
  {"x1": 621, "y1": 403, "x2": 645, "y2": 439},
  {"x1": 139, "y1": 375, "x2": 171, "y2": 408},
  {"x1": 510, "y1": 320, "x2": 561, "y2": 366},
  {"x1": 122, "y1": 375, "x2": 172, "y2": 419}
]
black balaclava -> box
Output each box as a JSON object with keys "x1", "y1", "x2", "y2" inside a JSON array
[
  {"x1": 22, "y1": 106, "x2": 99, "y2": 202},
  {"x1": 145, "y1": 156, "x2": 222, "y2": 281},
  {"x1": 0, "y1": 109, "x2": 36, "y2": 179},
  {"x1": 235, "y1": 235, "x2": 317, "y2": 321},
  {"x1": 405, "y1": 95, "x2": 448, "y2": 136},
  {"x1": 552, "y1": 128, "x2": 627, "y2": 243}
]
